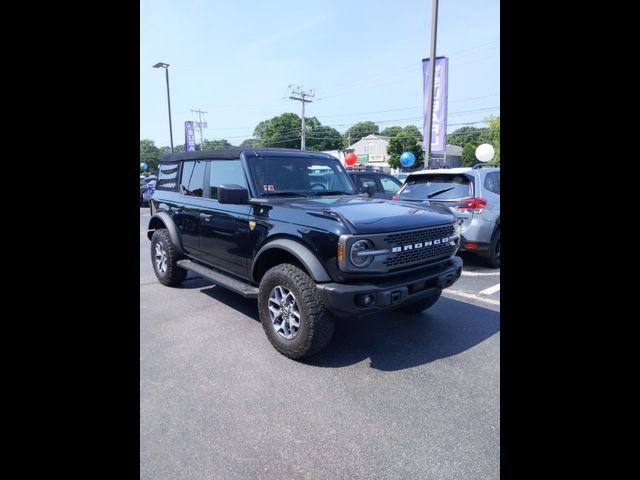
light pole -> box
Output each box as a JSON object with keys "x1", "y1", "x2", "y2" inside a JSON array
[
  {"x1": 153, "y1": 62, "x2": 174, "y2": 153},
  {"x1": 424, "y1": 0, "x2": 439, "y2": 169}
]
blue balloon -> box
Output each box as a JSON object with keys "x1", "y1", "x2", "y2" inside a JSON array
[
  {"x1": 400, "y1": 152, "x2": 415, "y2": 167},
  {"x1": 140, "y1": 162, "x2": 148, "y2": 172}
]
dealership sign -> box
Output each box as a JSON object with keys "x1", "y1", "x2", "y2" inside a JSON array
[
  {"x1": 422, "y1": 56, "x2": 449, "y2": 153},
  {"x1": 185, "y1": 121, "x2": 196, "y2": 151}
]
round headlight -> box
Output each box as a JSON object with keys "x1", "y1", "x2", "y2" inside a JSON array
[{"x1": 349, "y1": 239, "x2": 374, "y2": 267}]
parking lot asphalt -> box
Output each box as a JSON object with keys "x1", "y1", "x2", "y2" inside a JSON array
[{"x1": 140, "y1": 208, "x2": 500, "y2": 480}]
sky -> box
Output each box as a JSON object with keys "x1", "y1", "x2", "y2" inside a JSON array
[{"x1": 140, "y1": 0, "x2": 500, "y2": 149}]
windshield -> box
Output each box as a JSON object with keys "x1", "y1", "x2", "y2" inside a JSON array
[
  {"x1": 247, "y1": 156, "x2": 356, "y2": 197},
  {"x1": 398, "y1": 174, "x2": 472, "y2": 200}
]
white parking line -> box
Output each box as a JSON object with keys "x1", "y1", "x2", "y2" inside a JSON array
[
  {"x1": 443, "y1": 289, "x2": 500, "y2": 306},
  {"x1": 479, "y1": 283, "x2": 500, "y2": 295},
  {"x1": 461, "y1": 270, "x2": 500, "y2": 277}
]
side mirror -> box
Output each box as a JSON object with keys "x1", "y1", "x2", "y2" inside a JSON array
[
  {"x1": 363, "y1": 181, "x2": 376, "y2": 198},
  {"x1": 218, "y1": 184, "x2": 249, "y2": 204}
]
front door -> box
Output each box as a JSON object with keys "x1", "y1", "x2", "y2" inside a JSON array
[{"x1": 198, "y1": 159, "x2": 252, "y2": 276}]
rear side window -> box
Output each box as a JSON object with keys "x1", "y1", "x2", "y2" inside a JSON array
[
  {"x1": 156, "y1": 163, "x2": 179, "y2": 190},
  {"x1": 180, "y1": 160, "x2": 206, "y2": 197},
  {"x1": 380, "y1": 175, "x2": 402, "y2": 193},
  {"x1": 353, "y1": 175, "x2": 379, "y2": 192},
  {"x1": 400, "y1": 174, "x2": 472, "y2": 200},
  {"x1": 484, "y1": 172, "x2": 500, "y2": 195},
  {"x1": 209, "y1": 160, "x2": 247, "y2": 199}
]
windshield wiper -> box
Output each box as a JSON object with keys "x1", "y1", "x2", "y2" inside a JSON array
[
  {"x1": 311, "y1": 190, "x2": 353, "y2": 196},
  {"x1": 260, "y1": 191, "x2": 308, "y2": 197},
  {"x1": 426, "y1": 186, "x2": 456, "y2": 198}
]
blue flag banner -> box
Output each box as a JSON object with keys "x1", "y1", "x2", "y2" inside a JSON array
[
  {"x1": 422, "y1": 56, "x2": 449, "y2": 153},
  {"x1": 185, "y1": 121, "x2": 196, "y2": 151}
]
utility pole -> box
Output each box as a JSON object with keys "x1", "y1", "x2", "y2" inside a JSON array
[
  {"x1": 288, "y1": 85, "x2": 315, "y2": 150},
  {"x1": 191, "y1": 109, "x2": 208, "y2": 148},
  {"x1": 424, "y1": 0, "x2": 439, "y2": 169}
]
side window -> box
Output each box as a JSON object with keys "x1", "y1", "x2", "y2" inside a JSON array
[
  {"x1": 380, "y1": 176, "x2": 401, "y2": 193},
  {"x1": 484, "y1": 172, "x2": 500, "y2": 195},
  {"x1": 156, "y1": 162, "x2": 179, "y2": 190},
  {"x1": 209, "y1": 160, "x2": 247, "y2": 199},
  {"x1": 356, "y1": 175, "x2": 378, "y2": 192},
  {"x1": 180, "y1": 160, "x2": 206, "y2": 197}
]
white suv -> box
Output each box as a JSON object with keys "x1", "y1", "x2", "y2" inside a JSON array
[{"x1": 396, "y1": 165, "x2": 500, "y2": 267}]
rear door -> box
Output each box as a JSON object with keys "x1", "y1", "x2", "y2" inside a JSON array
[{"x1": 174, "y1": 160, "x2": 208, "y2": 254}]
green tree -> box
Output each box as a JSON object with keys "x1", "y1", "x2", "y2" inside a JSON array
[
  {"x1": 239, "y1": 138, "x2": 261, "y2": 148},
  {"x1": 305, "y1": 117, "x2": 343, "y2": 151},
  {"x1": 200, "y1": 139, "x2": 233, "y2": 150},
  {"x1": 380, "y1": 126, "x2": 402, "y2": 138},
  {"x1": 253, "y1": 112, "x2": 302, "y2": 148},
  {"x1": 447, "y1": 126, "x2": 488, "y2": 147},
  {"x1": 402, "y1": 125, "x2": 423, "y2": 142},
  {"x1": 343, "y1": 121, "x2": 379, "y2": 147},
  {"x1": 462, "y1": 143, "x2": 477, "y2": 167},
  {"x1": 479, "y1": 115, "x2": 500, "y2": 164},
  {"x1": 387, "y1": 128, "x2": 424, "y2": 170},
  {"x1": 140, "y1": 139, "x2": 160, "y2": 172}
]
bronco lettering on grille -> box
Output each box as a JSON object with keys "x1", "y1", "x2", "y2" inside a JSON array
[{"x1": 391, "y1": 237, "x2": 450, "y2": 253}]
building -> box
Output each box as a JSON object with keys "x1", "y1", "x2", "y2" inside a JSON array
[
  {"x1": 322, "y1": 134, "x2": 392, "y2": 172},
  {"x1": 428, "y1": 144, "x2": 463, "y2": 168},
  {"x1": 348, "y1": 134, "x2": 391, "y2": 170}
]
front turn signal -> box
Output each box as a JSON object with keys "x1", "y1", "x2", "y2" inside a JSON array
[{"x1": 337, "y1": 243, "x2": 344, "y2": 262}]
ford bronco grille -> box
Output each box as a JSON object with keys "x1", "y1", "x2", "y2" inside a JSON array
[{"x1": 382, "y1": 224, "x2": 457, "y2": 268}]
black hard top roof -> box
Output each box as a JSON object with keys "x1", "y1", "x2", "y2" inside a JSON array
[{"x1": 160, "y1": 147, "x2": 337, "y2": 163}]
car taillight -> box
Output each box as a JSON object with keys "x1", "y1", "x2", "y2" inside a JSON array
[{"x1": 455, "y1": 197, "x2": 487, "y2": 213}]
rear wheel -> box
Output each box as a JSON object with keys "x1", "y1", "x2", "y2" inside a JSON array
[
  {"x1": 485, "y1": 228, "x2": 500, "y2": 268},
  {"x1": 150, "y1": 229, "x2": 187, "y2": 286},
  {"x1": 258, "y1": 264, "x2": 334, "y2": 359},
  {"x1": 396, "y1": 291, "x2": 442, "y2": 314}
]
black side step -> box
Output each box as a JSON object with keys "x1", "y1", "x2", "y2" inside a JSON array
[{"x1": 177, "y1": 260, "x2": 259, "y2": 299}]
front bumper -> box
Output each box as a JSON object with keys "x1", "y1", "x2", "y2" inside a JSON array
[{"x1": 316, "y1": 256, "x2": 462, "y2": 317}]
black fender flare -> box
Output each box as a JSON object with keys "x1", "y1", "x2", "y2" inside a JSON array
[
  {"x1": 251, "y1": 238, "x2": 331, "y2": 283},
  {"x1": 147, "y1": 211, "x2": 184, "y2": 257}
]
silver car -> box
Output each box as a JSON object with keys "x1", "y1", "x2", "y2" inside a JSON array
[{"x1": 396, "y1": 165, "x2": 500, "y2": 267}]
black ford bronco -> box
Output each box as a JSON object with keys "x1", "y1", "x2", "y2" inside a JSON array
[{"x1": 147, "y1": 148, "x2": 462, "y2": 359}]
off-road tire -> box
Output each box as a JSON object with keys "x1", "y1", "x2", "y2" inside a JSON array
[
  {"x1": 396, "y1": 290, "x2": 442, "y2": 314},
  {"x1": 258, "y1": 264, "x2": 334, "y2": 359},
  {"x1": 150, "y1": 228, "x2": 187, "y2": 286}
]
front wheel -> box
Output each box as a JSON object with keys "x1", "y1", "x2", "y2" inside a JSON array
[
  {"x1": 258, "y1": 264, "x2": 334, "y2": 359},
  {"x1": 396, "y1": 291, "x2": 442, "y2": 314}
]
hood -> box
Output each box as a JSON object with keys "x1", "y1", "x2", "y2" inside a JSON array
[{"x1": 274, "y1": 196, "x2": 456, "y2": 234}]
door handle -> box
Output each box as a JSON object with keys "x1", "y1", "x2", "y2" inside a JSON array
[{"x1": 200, "y1": 213, "x2": 213, "y2": 221}]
